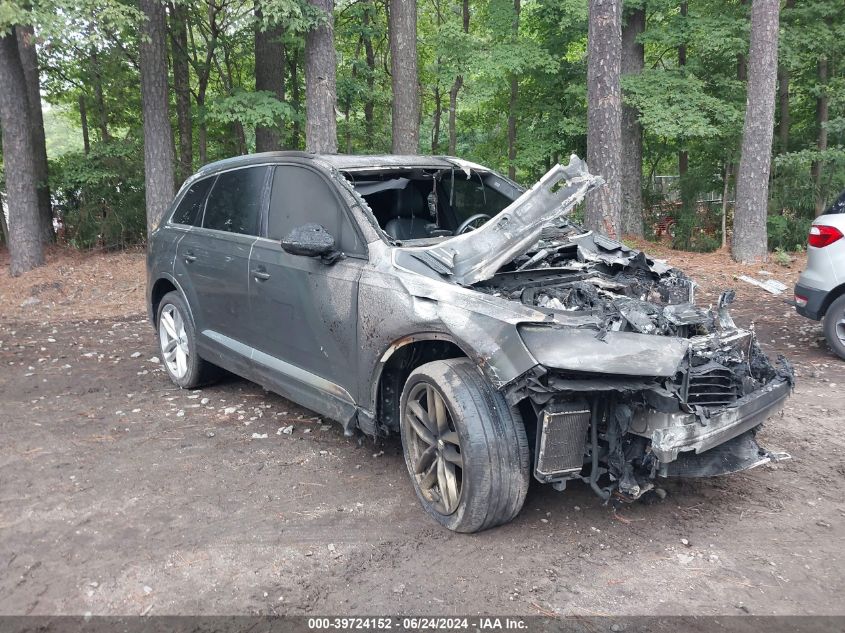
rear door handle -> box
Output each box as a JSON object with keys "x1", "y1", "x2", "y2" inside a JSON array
[
  {"x1": 184, "y1": 251, "x2": 197, "y2": 263},
  {"x1": 251, "y1": 268, "x2": 271, "y2": 281}
]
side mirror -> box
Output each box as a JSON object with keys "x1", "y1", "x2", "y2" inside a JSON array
[{"x1": 281, "y1": 223, "x2": 336, "y2": 258}]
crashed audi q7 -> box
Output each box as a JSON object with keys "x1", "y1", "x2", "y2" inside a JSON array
[{"x1": 147, "y1": 152, "x2": 792, "y2": 533}]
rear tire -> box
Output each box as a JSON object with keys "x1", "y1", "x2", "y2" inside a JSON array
[
  {"x1": 399, "y1": 358, "x2": 530, "y2": 533},
  {"x1": 823, "y1": 294, "x2": 845, "y2": 360},
  {"x1": 156, "y1": 291, "x2": 220, "y2": 389}
]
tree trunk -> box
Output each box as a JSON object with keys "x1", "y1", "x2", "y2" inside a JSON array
[
  {"x1": 620, "y1": 6, "x2": 644, "y2": 237},
  {"x1": 732, "y1": 0, "x2": 779, "y2": 263},
  {"x1": 15, "y1": 25, "x2": 53, "y2": 243},
  {"x1": 447, "y1": 76, "x2": 462, "y2": 156},
  {"x1": 448, "y1": 0, "x2": 469, "y2": 156},
  {"x1": 0, "y1": 33, "x2": 44, "y2": 275},
  {"x1": 507, "y1": 0, "x2": 520, "y2": 180},
  {"x1": 90, "y1": 48, "x2": 111, "y2": 143},
  {"x1": 363, "y1": 4, "x2": 375, "y2": 149},
  {"x1": 254, "y1": 0, "x2": 286, "y2": 152},
  {"x1": 389, "y1": 0, "x2": 419, "y2": 154},
  {"x1": 585, "y1": 0, "x2": 623, "y2": 238},
  {"x1": 79, "y1": 94, "x2": 90, "y2": 154},
  {"x1": 169, "y1": 1, "x2": 193, "y2": 184},
  {"x1": 677, "y1": 2, "x2": 688, "y2": 180},
  {"x1": 431, "y1": 84, "x2": 441, "y2": 153},
  {"x1": 139, "y1": 0, "x2": 176, "y2": 234},
  {"x1": 721, "y1": 160, "x2": 731, "y2": 249},
  {"x1": 776, "y1": 0, "x2": 794, "y2": 154},
  {"x1": 811, "y1": 55, "x2": 829, "y2": 216},
  {"x1": 777, "y1": 64, "x2": 789, "y2": 152},
  {"x1": 289, "y1": 50, "x2": 302, "y2": 148},
  {"x1": 305, "y1": 0, "x2": 337, "y2": 153}
]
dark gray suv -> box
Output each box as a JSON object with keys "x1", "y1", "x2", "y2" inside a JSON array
[{"x1": 147, "y1": 152, "x2": 792, "y2": 532}]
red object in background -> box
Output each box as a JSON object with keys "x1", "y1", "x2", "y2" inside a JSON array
[{"x1": 808, "y1": 225, "x2": 843, "y2": 248}]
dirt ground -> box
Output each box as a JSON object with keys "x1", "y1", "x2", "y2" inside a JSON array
[{"x1": 1, "y1": 245, "x2": 844, "y2": 617}]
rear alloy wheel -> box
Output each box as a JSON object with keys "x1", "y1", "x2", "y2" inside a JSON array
[
  {"x1": 156, "y1": 291, "x2": 219, "y2": 389},
  {"x1": 399, "y1": 358, "x2": 530, "y2": 533},
  {"x1": 823, "y1": 294, "x2": 845, "y2": 360}
]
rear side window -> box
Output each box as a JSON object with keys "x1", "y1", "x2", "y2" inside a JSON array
[
  {"x1": 202, "y1": 166, "x2": 269, "y2": 235},
  {"x1": 268, "y1": 165, "x2": 363, "y2": 255},
  {"x1": 171, "y1": 177, "x2": 213, "y2": 226},
  {"x1": 826, "y1": 190, "x2": 845, "y2": 215}
]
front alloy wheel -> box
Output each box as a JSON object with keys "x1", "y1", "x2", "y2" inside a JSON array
[
  {"x1": 155, "y1": 290, "x2": 219, "y2": 389},
  {"x1": 399, "y1": 358, "x2": 530, "y2": 533},
  {"x1": 159, "y1": 303, "x2": 190, "y2": 379},
  {"x1": 404, "y1": 382, "x2": 464, "y2": 514}
]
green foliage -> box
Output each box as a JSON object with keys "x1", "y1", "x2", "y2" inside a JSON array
[
  {"x1": 767, "y1": 214, "x2": 812, "y2": 253},
  {"x1": 50, "y1": 140, "x2": 146, "y2": 249},
  {"x1": 206, "y1": 90, "x2": 295, "y2": 129},
  {"x1": 5, "y1": 0, "x2": 842, "y2": 256}
]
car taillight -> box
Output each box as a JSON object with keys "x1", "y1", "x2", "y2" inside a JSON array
[{"x1": 808, "y1": 225, "x2": 844, "y2": 248}]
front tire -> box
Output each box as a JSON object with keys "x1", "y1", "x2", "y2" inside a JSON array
[
  {"x1": 399, "y1": 358, "x2": 530, "y2": 533},
  {"x1": 823, "y1": 294, "x2": 845, "y2": 360},
  {"x1": 156, "y1": 291, "x2": 219, "y2": 389}
]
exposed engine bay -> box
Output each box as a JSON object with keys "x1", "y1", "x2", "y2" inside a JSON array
[{"x1": 474, "y1": 227, "x2": 794, "y2": 499}]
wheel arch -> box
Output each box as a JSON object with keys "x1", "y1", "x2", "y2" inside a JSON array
[
  {"x1": 820, "y1": 281, "x2": 845, "y2": 317},
  {"x1": 369, "y1": 332, "x2": 478, "y2": 434},
  {"x1": 149, "y1": 274, "x2": 194, "y2": 328}
]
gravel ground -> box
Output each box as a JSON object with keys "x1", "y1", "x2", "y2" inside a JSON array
[{"x1": 1, "y1": 248, "x2": 843, "y2": 616}]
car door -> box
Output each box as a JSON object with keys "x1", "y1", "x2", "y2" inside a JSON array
[
  {"x1": 174, "y1": 166, "x2": 270, "y2": 367},
  {"x1": 247, "y1": 163, "x2": 367, "y2": 423}
]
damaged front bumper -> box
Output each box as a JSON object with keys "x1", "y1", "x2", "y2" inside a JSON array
[{"x1": 631, "y1": 377, "x2": 791, "y2": 464}]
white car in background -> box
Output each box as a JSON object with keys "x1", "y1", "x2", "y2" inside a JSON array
[{"x1": 794, "y1": 191, "x2": 845, "y2": 359}]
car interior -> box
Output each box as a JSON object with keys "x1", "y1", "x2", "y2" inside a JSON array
[{"x1": 344, "y1": 168, "x2": 514, "y2": 242}]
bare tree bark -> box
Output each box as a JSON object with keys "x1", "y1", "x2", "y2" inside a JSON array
[
  {"x1": 811, "y1": 54, "x2": 829, "y2": 216},
  {"x1": 389, "y1": 0, "x2": 419, "y2": 154},
  {"x1": 169, "y1": 1, "x2": 193, "y2": 184},
  {"x1": 0, "y1": 32, "x2": 44, "y2": 275},
  {"x1": 620, "y1": 6, "x2": 644, "y2": 237},
  {"x1": 140, "y1": 0, "x2": 176, "y2": 234},
  {"x1": 732, "y1": 0, "x2": 779, "y2": 263},
  {"x1": 305, "y1": 0, "x2": 337, "y2": 153},
  {"x1": 15, "y1": 25, "x2": 53, "y2": 243},
  {"x1": 255, "y1": 0, "x2": 286, "y2": 152},
  {"x1": 585, "y1": 0, "x2": 623, "y2": 238}
]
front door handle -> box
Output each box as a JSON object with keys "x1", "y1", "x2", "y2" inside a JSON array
[
  {"x1": 251, "y1": 268, "x2": 271, "y2": 281},
  {"x1": 184, "y1": 251, "x2": 197, "y2": 263}
]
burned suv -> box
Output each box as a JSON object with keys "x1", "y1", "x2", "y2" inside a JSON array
[{"x1": 147, "y1": 152, "x2": 792, "y2": 533}]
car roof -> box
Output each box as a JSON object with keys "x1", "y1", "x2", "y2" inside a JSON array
[{"x1": 193, "y1": 152, "x2": 480, "y2": 178}]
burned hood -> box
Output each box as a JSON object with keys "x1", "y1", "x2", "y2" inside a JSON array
[{"x1": 399, "y1": 155, "x2": 604, "y2": 286}]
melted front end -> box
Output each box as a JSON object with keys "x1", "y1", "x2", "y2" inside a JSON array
[{"x1": 478, "y1": 227, "x2": 794, "y2": 499}]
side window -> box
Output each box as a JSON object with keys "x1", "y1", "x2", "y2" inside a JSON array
[
  {"x1": 202, "y1": 166, "x2": 268, "y2": 235},
  {"x1": 268, "y1": 165, "x2": 363, "y2": 255},
  {"x1": 171, "y1": 177, "x2": 213, "y2": 226}
]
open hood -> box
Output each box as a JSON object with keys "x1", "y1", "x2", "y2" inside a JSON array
[{"x1": 399, "y1": 155, "x2": 604, "y2": 286}]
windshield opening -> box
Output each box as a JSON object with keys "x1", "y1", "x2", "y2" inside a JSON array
[{"x1": 344, "y1": 168, "x2": 515, "y2": 242}]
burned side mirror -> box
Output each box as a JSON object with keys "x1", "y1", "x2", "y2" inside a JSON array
[{"x1": 281, "y1": 223, "x2": 336, "y2": 258}]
